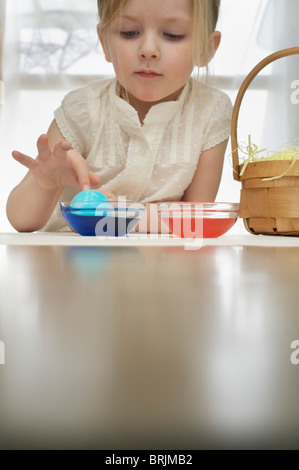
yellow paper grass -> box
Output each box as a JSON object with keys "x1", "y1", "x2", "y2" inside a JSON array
[{"x1": 236, "y1": 135, "x2": 299, "y2": 180}]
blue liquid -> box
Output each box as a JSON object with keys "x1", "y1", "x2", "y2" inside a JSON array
[{"x1": 62, "y1": 211, "x2": 140, "y2": 237}]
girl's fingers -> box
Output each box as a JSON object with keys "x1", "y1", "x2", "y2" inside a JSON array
[
  {"x1": 36, "y1": 134, "x2": 52, "y2": 159},
  {"x1": 60, "y1": 141, "x2": 73, "y2": 152},
  {"x1": 89, "y1": 172, "x2": 101, "y2": 187},
  {"x1": 37, "y1": 134, "x2": 72, "y2": 159},
  {"x1": 53, "y1": 140, "x2": 73, "y2": 158},
  {"x1": 13, "y1": 138, "x2": 95, "y2": 191},
  {"x1": 12, "y1": 150, "x2": 37, "y2": 171},
  {"x1": 99, "y1": 189, "x2": 118, "y2": 200},
  {"x1": 68, "y1": 150, "x2": 92, "y2": 190}
]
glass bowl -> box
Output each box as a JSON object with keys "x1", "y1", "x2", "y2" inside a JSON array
[
  {"x1": 60, "y1": 201, "x2": 145, "y2": 237},
  {"x1": 157, "y1": 202, "x2": 240, "y2": 238}
]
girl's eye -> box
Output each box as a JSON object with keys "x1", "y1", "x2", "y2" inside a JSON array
[
  {"x1": 164, "y1": 33, "x2": 185, "y2": 40},
  {"x1": 120, "y1": 31, "x2": 139, "y2": 38}
]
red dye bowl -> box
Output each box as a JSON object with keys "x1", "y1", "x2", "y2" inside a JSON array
[{"x1": 157, "y1": 202, "x2": 240, "y2": 238}]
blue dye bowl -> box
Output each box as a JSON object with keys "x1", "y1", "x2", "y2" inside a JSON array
[{"x1": 60, "y1": 201, "x2": 145, "y2": 237}]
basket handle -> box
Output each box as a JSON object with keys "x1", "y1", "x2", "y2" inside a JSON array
[{"x1": 231, "y1": 46, "x2": 299, "y2": 181}]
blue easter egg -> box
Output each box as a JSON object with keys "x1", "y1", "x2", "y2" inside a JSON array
[
  {"x1": 70, "y1": 190, "x2": 110, "y2": 216},
  {"x1": 71, "y1": 190, "x2": 109, "y2": 203}
]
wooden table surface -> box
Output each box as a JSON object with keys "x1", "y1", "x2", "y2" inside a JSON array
[{"x1": 0, "y1": 239, "x2": 299, "y2": 449}]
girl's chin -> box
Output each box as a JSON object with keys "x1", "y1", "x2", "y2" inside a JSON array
[
  {"x1": 129, "y1": 86, "x2": 185, "y2": 105},
  {"x1": 127, "y1": 90, "x2": 180, "y2": 105},
  {"x1": 126, "y1": 93, "x2": 165, "y2": 106},
  {"x1": 118, "y1": 81, "x2": 183, "y2": 105},
  {"x1": 117, "y1": 84, "x2": 156, "y2": 102}
]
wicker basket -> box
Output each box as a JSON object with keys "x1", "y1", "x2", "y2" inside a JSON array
[{"x1": 231, "y1": 46, "x2": 299, "y2": 235}]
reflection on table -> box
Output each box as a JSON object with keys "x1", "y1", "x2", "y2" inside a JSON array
[{"x1": 0, "y1": 243, "x2": 299, "y2": 449}]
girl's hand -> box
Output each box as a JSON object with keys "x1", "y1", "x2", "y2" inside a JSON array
[
  {"x1": 98, "y1": 189, "x2": 118, "y2": 201},
  {"x1": 12, "y1": 134, "x2": 100, "y2": 191}
]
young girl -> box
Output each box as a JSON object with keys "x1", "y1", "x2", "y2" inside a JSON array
[{"x1": 6, "y1": 0, "x2": 232, "y2": 233}]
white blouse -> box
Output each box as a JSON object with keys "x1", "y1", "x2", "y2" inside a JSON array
[{"x1": 42, "y1": 77, "x2": 232, "y2": 231}]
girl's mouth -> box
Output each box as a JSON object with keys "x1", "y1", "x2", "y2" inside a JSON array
[{"x1": 136, "y1": 70, "x2": 161, "y2": 78}]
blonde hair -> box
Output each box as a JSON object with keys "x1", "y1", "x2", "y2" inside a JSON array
[
  {"x1": 97, "y1": 0, "x2": 221, "y2": 68},
  {"x1": 193, "y1": 0, "x2": 220, "y2": 68},
  {"x1": 97, "y1": 0, "x2": 130, "y2": 29}
]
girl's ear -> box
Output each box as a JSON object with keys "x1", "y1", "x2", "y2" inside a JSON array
[
  {"x1": 97, "y1": 24, "x2": 112, "y2": 63},
  {"x1": 196, "y1": 31, "x2": 221, "y2": 68},
  {"x1": 207, "y1": 31, "x2": 221, "y2": 63}
]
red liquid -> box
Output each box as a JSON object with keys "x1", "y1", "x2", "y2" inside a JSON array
[{"x1": 162, "y1": 217, "x2": 237, "y2": 238}]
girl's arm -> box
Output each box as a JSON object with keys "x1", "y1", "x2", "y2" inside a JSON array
[
  {"x1": 182, "y1": 139, "x2": 228, "y2": 202},
  {"x1": 6, "y1": 120, "x2": 100, "y2": 232}
]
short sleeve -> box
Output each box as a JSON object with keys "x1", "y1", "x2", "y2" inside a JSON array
[
  {"x1": 54, "y1": 86, "x2": 91, "y2": 157},
  {"x1": 201, "y1": 90, "x2": 232, "y2": 152}
]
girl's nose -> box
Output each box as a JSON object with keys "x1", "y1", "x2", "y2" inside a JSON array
[{"x1": 138, "y1": 34, "x2": 160, "y2": 60}]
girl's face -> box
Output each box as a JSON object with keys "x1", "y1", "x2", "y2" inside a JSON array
[{"x1": 99, "y1": 0, "x2": 194, "y2": 106}]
